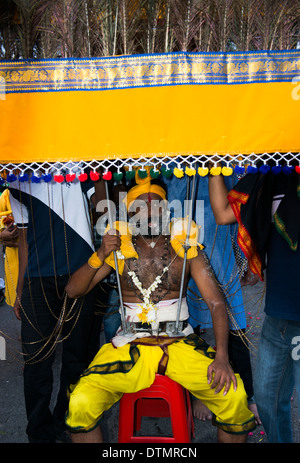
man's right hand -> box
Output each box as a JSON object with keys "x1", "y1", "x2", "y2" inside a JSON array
[
  {"x1": 13, "y1": 297, "x2": 21, "y2": 321},
  {"x1": 98, "y1": 229, "x2": 121, "y2": 262}
]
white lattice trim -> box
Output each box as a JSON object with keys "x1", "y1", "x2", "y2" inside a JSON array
[{"x1": 0, "y1": 152, "x2": 299, "y2": 182}]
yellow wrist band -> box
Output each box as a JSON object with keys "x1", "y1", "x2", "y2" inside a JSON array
[{"x1": 88, "y1": 252, "x2": 103, "y2": 269}]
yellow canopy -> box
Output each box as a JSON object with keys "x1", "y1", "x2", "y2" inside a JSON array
[{"x1": 0, "y1": 50, "x2": 299, "y2": 166}]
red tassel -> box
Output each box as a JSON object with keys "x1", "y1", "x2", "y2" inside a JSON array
[
  {"x1": 102, "y1": 171, "x2": 112, "y2": 181},
  {"x1": 54, "y1": 174, "x2": 64, "y2": 183},
  {"x1": 66, "y1": 173, "x2": 76, "y2": 182},
  {"x1": 78, "y1": 172, "x2": 88, "y2": 182},
  {"x1": 90, "y1": 171, "x2": 100, "y2": 181}
]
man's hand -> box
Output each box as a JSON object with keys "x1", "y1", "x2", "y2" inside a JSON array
[
  {"x1": 98, "y1": 229, "x2": 121, "y2": 262},
  {"x1": 207, "y1": 356, "x2": 237, "y2": 395},
  {"x1": 13, "y1": 297, "x2": 21, "y2": 321},
  {"x1": 0, "y1": 226, "x2": 19, "y2": 247}
]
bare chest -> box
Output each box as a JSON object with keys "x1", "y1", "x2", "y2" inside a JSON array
[{"x1": 121, "y1": 238, "x2": 188, "y2": 300}]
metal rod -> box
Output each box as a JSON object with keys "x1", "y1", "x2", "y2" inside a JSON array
[
  {"x1": 104, "y1": 180, "x2": 127, "y2": 334},
  {"x1": 175, "y1": 173, "x2": 197, "y2": 334}
]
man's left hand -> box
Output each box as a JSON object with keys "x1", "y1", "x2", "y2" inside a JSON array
[{"x1": 207, "y1": 357, "x2": 237, "y2": 395}]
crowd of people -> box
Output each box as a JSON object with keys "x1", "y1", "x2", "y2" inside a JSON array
[{"x1": 0, "y1": 164, "x2": 299, "y2": 444}]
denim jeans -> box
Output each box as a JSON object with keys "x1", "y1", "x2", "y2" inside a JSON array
[
  {"x1": 103, "y1": 288, "x2": 121, "y2": 342},
  {"x1": 254, "y1": 315, "x2": 300, "y2": 443}
]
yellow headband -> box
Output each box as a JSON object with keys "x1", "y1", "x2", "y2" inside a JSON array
[{"x1": 123, "y1": 168, "x2": 166, "y2": 210}]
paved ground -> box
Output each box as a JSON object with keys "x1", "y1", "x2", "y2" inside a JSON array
[{"x1": 0, "y1": 273, "x2": 299, "y2": 446}]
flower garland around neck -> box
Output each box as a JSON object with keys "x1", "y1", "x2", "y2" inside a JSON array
[{"x1": 128, "y1": 266, "x2": 169, "y2": 324}]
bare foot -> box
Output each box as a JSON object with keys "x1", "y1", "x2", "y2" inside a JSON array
[
  {"x1": 192, "y1": 399, "x2": 213, "y2": 421},
  {"x1": 248, "y1": 402, "x2": 261, "y2": 425}
]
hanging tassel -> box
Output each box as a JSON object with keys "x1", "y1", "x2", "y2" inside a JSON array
[
  {"x1": 66, "y1": 173, "x2": 76, "y2": 182},
  {"x1": 31, "y1": 174, "x2": 41, "y2": 183},
  {"x1": 78, "y1": 172, "x2": 88, "y2": 182},
  {"x1": 259, "y1": 165, "x2": 270, "y2": 174},
  {"x1": 282, "y1": 165, "x2": 293, "y2": 175},
  {"x1": 198, "y1": 166, "x2": 209, "y2": 177},
  {"x1": 185, "y1": 166, "x2": 196, "y2": 176},
  {"x1": 102, "y1": 170, "x2": 112, "y2": 181},
  {"x1": 18, "y1": 173, "x2": 29, "y2": 182},
  {"x1": 113, "y1": 171, "x2": 124, "y2": 181},
  {"x1": 54, "y1": 174, "x2": 65, "y2": 183},
  {"x1": 271, "y1": 165, "x2": 282, "y2": 175},
  {"x1": 234, "y1": 165, "x2": 245, "y2": 175},
  {"x1": 221, "y1": 166, "x2": 233, "y2": 176},
  {"x1": 125, "y1": 169, "x2": 136, "y2": 180},
  {"x1": 6, "y1": 173, "x2": 17, "y2": 183},
  {"x1": 161, "y1": 167, "x2": 173, "y2": 178},
  {"x1": 42, "y1": 173, "x2": 52, "y2": 183},
  {"x1": 173, "y1": 166, "x2": 184, "y2": 178},
  {"x1": 247, "y1": 165, "x2": 258, "y2": 174},
  {"x1": 210, "y1": 166, "x2": 222, "y2": 176},
  {"x1": 150, "y1": 167, "x2": 160, "y2": 179},
  {"x1": 90, "y1": 171, "x2": 100, "y2": 181},
  {"x1": 138, "y1": 168, "x2": 148, "y2": 179}
]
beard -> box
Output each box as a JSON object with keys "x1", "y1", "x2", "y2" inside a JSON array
[
  {"x1": 130, "y1": 216, "x2": 165, "y2": 238},
  {"x1": 143, "y1": 216, "x2": 166, "y2": 237}
]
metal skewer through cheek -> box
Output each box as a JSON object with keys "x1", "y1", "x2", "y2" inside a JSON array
[{"x1": 104, "y1": 180, "x2": 128, "y2": 334}]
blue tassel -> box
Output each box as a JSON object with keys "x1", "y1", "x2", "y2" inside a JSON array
[
  {"x1": 6, "y1": 174, "x2": 17, "y2": 183},
  {"x1": 271, "y1": 165, "x2": 282, "y2": 175},
  {"x1": 259, "y1": 165, "x2": 270, "y2": 174},
  {"x1": 42, "y1": 173, "x2": 52, "y2": 183},
  {"x1": 247, "y1": 165, "x2": 258, "y2": 174},
  {"x1": 31, "y1": 174, "x2": 41, "y2": 183},
  {"x1": 234, "y1": 165, "x2": 245, "y2": 175},
  {"x1": 18, "y1": 173, "x2": 29, "y2": 182},
  {"x1": 282, "y1": 166, "x2": 293, "y2": 175}
]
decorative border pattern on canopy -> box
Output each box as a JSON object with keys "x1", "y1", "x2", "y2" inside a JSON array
[{"x1": 1, "y1": 50, "x2": 300, "y2": 93}]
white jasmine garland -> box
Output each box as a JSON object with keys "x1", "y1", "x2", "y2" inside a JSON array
[{"x1": 128, "y1": 267, "x2": 169, "y2": 323}]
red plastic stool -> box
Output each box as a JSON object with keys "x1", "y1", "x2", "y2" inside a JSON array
[{"x1": 118, "y1": 374, "x2": 195, "y2": 443}]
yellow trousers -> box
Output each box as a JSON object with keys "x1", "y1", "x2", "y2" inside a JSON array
[{"x1": 65, "y1": 335, "x2": 255, "y2": 435}]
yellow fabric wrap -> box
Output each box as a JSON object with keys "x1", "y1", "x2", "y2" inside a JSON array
[
  {"x1": 104, "y1": 221, "x2": 138, "y2": 274},
  {"x1": 123, "y1": 167, "x2": 166, "y2": 211},
  {"x1": 0, "y1": 210, "x2": 12, "y2": 220},
  {"x1": 88, "y1": 252, "x2": 103, "y2": 269},
  {"x1": 170, "y1": 217, "x2": 203, "y2": 259}
]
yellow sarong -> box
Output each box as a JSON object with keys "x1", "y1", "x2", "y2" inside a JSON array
[{"x1": 65, "y1": 334, "x2": 255, "y2": 435}]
